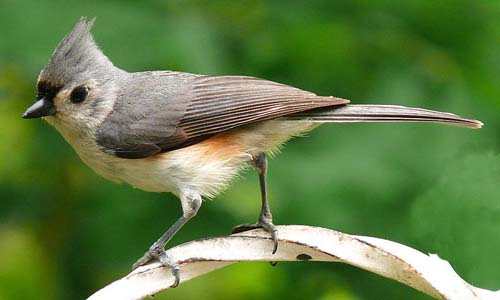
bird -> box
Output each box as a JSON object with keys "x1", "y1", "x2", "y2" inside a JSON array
[{"x1": 22, "y1": 18, "x2": 482, "y2": 287}]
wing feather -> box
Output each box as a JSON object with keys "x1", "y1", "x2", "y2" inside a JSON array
[
  {"x1": 177, "y1": 75, "x2": 348, "y2": 140},
  {"x1": 98, "y1": 73, "x2": 349, "y2": 158}
]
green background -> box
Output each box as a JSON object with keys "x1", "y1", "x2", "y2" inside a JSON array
[{"x1": 1, "y1": 1, "x2": 499, "y2": 299}]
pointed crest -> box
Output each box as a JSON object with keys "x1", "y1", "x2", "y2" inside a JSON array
[{"x1": 40, "y1": 17, "x2": 115, "y2": 85}]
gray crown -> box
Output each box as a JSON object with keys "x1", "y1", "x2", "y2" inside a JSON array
[{"x1": 39, "y1": 17, "x2": 116, "y2": 85}]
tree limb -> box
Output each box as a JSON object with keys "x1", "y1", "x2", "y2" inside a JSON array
[{"x1": 87, "y1": 225, "x2": 499, "y2": 300}]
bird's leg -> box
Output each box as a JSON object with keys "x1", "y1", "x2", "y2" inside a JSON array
[
  {"x1": 132, "y1": 190, "x2": 202, "y2": 288},
  {"x1": 232, "y1": 152, "x2": 278, "y2": 254}
]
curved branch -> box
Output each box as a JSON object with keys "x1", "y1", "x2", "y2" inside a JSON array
[{"x1": 87, "y1": 225, "x2": 499, "y2": 300}]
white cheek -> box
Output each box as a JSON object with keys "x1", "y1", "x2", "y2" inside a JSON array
[
  {"x1": 52, "y1": 94, "x2": 73, "y2": 120},
  {"x1": 54, "y1": 85, "x2": 115, "y2": 130}
]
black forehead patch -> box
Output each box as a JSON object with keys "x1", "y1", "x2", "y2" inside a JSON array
[{"x1": 37, "y1": 81, "x2": 62, "y2": 102}]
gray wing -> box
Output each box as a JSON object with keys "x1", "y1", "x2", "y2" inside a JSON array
[
  {"x1": 96, "y1": 72, "x2": 349, "y2": 159},
  {"x1": 96, "y1": 71, "x2": 194, "y2": 158},
  {"x1": 178, "y1": 75, "x2": 348, "y2": 139}
]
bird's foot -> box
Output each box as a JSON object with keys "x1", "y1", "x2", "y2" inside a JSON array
[
  {"x1": 132, "y1": 247, "x2": 180, "y2": 288},
  {"x1": 232, "y1": 217, "x2": 278, "y2": 255}
]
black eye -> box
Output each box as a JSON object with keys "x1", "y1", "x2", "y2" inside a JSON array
[{"x1": 70, "y1": 86, "x2": 89, "y2": 103}]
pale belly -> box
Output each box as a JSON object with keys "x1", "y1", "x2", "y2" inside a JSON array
[
  {"x1": 77, "y1": 137, "x2": 252, "y2": 196},
  {"x1": 58, "y1": 119, "x2": 317, "y2": 198}
]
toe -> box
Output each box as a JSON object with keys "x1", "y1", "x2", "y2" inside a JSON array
[
  {"x1": 132, "y1": 252, "x2": 154, "y2": 270},
  {"x1": 257, "y1": 219, "x2": 278, "y2": 254},
  {"x1": 158, "y1": 251, "x2": 180, "y2": 288},
  {"x1": 232, "y1": 223, "x2": 259, "y2": 234}
]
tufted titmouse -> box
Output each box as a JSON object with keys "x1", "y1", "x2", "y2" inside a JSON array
[{"x1": 23, "y1": 18, "x2": 482, "y2": 286}]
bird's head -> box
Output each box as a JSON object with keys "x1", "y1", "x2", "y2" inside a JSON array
[{"x1": 23, "y1": 18, "x2": 121, "y2": 133}]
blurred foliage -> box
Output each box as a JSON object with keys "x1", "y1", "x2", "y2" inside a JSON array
[{"x1": 1, "y1": 0, "x2": 499, "y2": 299}]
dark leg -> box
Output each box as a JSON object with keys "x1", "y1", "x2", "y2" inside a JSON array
[
  {"x1": 133, "y1": 191, "x2": 202, "y2": 288},
  {"x1": 233, "y1": 152, "x2": 279, "y2": 254}
]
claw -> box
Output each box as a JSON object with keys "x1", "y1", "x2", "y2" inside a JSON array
[
  {"x1": 258, "y1": 218, "x2": 278, "y2": 254},
  {"x1": 158, "y1": 251, "x2": 180, "y2": 288},
  {"x1": 232, "y1": 219, "x2": 279, "y2": 254},
  {"x1": 132, "y1": 248, "x2": 181, "y2": 288}
]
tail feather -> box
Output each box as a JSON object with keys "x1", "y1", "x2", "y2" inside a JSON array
[{"x1": 288, "y1": 104, "x2": 483, "y2": 129}]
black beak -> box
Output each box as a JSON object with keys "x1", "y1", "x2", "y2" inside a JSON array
[{"x1": 22, "y1": 98, "x2": 56, "y2": 119}]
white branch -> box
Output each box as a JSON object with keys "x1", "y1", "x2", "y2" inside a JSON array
[{"x1": 87, "y1": 225, "x2": 499, "y2": 300}]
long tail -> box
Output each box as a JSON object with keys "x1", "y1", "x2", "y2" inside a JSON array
[{"x1": 288, "y1": 104, "x2": 483, "y2": 129}]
